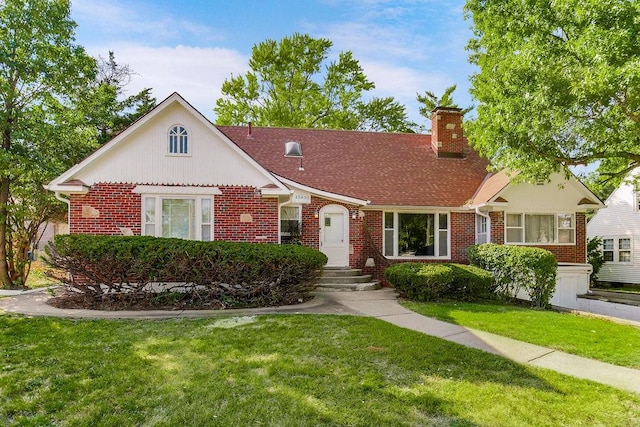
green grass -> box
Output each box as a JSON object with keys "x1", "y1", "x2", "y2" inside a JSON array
[
  {"x1": 1, "y1": 314, "x2": 638, "y2": 426},
  {"x1": 402, "y1": 299, "x2": 640, "y2": 369},
  {"x1": 25, "y1": 260, "x2": 62, "y2": 289}
]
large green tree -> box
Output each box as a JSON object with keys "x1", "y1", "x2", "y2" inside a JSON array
[
  {"x1": 464, "y1": 0, "x2": 640, "y2": 181},
  {"x1": 0, "y1": 0, "x2": 96, "y2": 288},
  {"x1": 215, "y1": 33, "x2": 413, "y2": 132},
  {"x1": 80, "y1": 51, "x2": 156, "y2": 145}
]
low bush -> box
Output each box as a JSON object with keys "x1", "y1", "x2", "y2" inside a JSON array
[
  {"x1": 384, "y1": 262, "x2": 493, "y2": 302},
  {"x1": 46, "y1": 235, "x2": 327, "y2": 310},
  {"x1": 466, "y1": 243, "x2": 557, "y2": 308}
]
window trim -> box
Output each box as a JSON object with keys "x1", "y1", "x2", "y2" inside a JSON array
[
  {"x1": 382, "y1": 211, "x2": 450, "y2": 259},
  {"x1": 504, "y1": 212, "x2": 576, "y2": 246},
  {"x1": 279, "y1": 204, "x2": 302, "y2": 244},
  {"x1": 141, "y1": 194, "x2": 214, "y2": 241},
  {"x1": 602, "y1": 236, "x2": 633, "y2": 264},
  {"x1": 476, "y1": 214, "x2": 489, "y2": 244},
  {"x1": 167, "y1": 124, "x2": 191, "y2": 156}
]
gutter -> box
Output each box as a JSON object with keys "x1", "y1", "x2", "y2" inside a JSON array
[{"x1": 54, "y1": 191, "x2": 71, "y2": 232}]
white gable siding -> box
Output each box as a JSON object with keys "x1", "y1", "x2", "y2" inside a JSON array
[
  {"x1": 500, "y1": 173, "x2": 591, "y2": 213},
  {"x1": 588, "y1": 169, "x2": 640, "y2": 284},
  {"x1": 74, "y1": 103, "x2": 273, "y2": 188}
]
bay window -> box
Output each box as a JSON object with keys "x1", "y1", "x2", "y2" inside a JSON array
[
  {"x1": 505, "y1": 213, "x2": 575, "y2": 244},
  {"x1": 383, "y1": 212, "x2": 449, "y2": 258}
]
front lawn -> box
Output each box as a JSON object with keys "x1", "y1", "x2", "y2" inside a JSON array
[
  {"x1": 1, "y1": 314, "x2": 638, "y2": 426},
  {"x1": 402, "y1": 300, "x2": 640, "y2": 368}
]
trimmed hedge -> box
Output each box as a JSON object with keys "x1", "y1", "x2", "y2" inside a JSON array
[
  {"x1": 46, "y1": 235, "x2": 327, "y2": 309},
  {"x1": 384, "y1": 262, "x2": 493, "y2": 302},
  {"x1": 466, "y1": 243, "x2": 557, "y2": 308}
]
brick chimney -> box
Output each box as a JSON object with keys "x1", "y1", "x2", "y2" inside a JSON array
[{"x1": 431, "y1": 106, "x2": 464, "y2": 158}]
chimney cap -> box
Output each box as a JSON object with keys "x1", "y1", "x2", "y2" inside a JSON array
[{"x1": 431, "y1": 106, "x2": 463, "y2": 114}]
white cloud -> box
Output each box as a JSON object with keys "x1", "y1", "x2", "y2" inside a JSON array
[{"x1": 88, "y1": 44, "x2": 248, "y2": 120}]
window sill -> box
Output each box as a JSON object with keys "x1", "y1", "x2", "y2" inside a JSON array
[
  {"x1": 165, "y1": 153, "x2": 191, "y2": 157},
  {"x1": 386, "y1": 256, "x2": 451, "y2": 260},
  {"x1": 505, "y1": 242, "x2": 576, "y2": 246}
]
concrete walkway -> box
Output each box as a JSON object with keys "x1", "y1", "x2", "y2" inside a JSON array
[{"x1": 1, "y1": 287, "x2": 639, "y2": 395}]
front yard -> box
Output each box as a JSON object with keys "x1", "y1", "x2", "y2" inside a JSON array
[
  {"x1": 1, "y1": 314, "x2": 639, "y2": 426},
  {"x1": 402, "y1": 300, "x2": 640, "y2": 368}
]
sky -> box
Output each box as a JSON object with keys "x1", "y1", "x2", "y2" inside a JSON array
[{"x1": 70, "y1": 0, "x2": 475, "y2": 127}]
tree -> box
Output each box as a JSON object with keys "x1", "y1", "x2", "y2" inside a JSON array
[
  {"x1": 215, "y1": 33, "x2": 413, "y2": 132},
  {"x1": 0, "y1": 0, "x2": 96, "y2": 289},
  {"x1": 80, "y1": 51, "x2": 156, "y2": 145},
  {"x1": 416, "y1": 84, "x2": 472, "y2": 119},
  {"x1": 464, "y1": 0, "x2": 640, "y2": 181}
]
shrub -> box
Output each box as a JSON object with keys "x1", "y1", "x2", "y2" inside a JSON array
[
  {"x1": 46, "y1": 235, "x2": 327, "y2": 309},
  {"x1": 384, "y1": 262, "x2": 493, "y2": 302},
  {"x1": 467, "y1": 243, "x2": 557, "y2": 308},
  {"x1": 447, "y1": 264, "x2": 495, "y2": 301},
  {"x1": 587, "y1": 236, "x2": 605, "y2": 284}
]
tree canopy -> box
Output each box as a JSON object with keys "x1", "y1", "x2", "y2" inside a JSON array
[
  {"x1": 464, "y1": 0, "x2": 640, "y2": 182},
  {"x1": 80, "y1": 51, "x2": 156, "y2": 145},
  {"x1": 416, "y1": 85, "x2": 472, "y2": 119},
  {"x1": 214, "y1": 33, "x2": 413, "y2": 132}
]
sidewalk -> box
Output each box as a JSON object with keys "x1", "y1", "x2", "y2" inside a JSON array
[{"x1": 1, "y1": 287, "x2": 639, "y2": 395}]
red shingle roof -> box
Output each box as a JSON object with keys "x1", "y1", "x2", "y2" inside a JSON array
[{"x1": 218, "y1": 126, "x2": 490, "y2": 207}]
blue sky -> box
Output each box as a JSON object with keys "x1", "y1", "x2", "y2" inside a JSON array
[{"x1": 71, "y1": 0, "x2": 474, "y2": 126}]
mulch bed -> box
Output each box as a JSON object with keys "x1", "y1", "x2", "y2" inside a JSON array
[{"x1": 47, "y1": 289, "x2": 311, "y2": 311}]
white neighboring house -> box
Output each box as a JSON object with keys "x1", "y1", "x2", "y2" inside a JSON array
[{"x1": 588, "y1": 168, "x2": 640, "y2": 284}]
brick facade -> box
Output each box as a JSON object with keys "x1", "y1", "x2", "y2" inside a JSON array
[
  {"x1": 69, "y1": 184, "x2": 587, "y2": 284},
  {"x1": 69, "y1": 183, "x2": 141, "y2": 235},
  {"x1": 69, "y1": 183, "x2": 279, "y2": 243},
  {"x1": 214, "y1": 186, "x2": 279, "y2": 243}
]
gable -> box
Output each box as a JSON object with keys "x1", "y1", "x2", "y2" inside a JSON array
[
  {"x1": 48, "y1": 94, "x2": 286, "y2": 193},
  {"x1": 499, "y1": 172, "x2": 603, "y2": 212},
  {"x1": 588, "y1": 167, "x2": 639, "y2": 236}
]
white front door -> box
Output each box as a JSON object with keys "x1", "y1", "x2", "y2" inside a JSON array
[{"x1": 320, "y1": 205, "x2": 350, "y2": 267}]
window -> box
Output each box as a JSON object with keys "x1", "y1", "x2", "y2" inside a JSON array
[
  {"x1": 383, "y1": 212, "x2": 449, "y2": 258},
  {"x1": 476, "y1": 214, "x2": 488, "y2": 244},
  {"x1": 168, "y1": 125, "x2": 189, "y2": 155},
  {"x1": 143, "y1": 196, "x2": 212, "y2": 240},
  {"x1": 280, "y1": 205, "x2": 301, "y2": 243},
  {"x1": 505, "y1": 213, "x2": 575, "y2": 244},
  {"x1": 602, "y1": 238, "x2": 614, "y2": 262},
  {"x1": 602, "y1": 237, "x2": 632, "y2": 263}
]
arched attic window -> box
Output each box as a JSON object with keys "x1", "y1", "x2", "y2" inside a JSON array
[{"x1": 168, "y1": 125, "x2": 189, "y2": 155}]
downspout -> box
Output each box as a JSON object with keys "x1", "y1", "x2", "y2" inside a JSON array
[
  {"x1": 54, "y1": 192, "x2": 71, "y2": 233},
  {"x1": 475, "y1": 206, "x2": 491, "y2": 244}
]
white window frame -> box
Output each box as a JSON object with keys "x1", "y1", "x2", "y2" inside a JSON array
[
  {"x1": 476, "y1": 214, "x2": 489, "y2": 244},
  {"x1": 504, "y1": 212, "x2": 575, "y2": 245},
  {"x1": 167, "y1": 125, "x2": 190, "y2": 156},
  {"x1": 382, "y1": 211, "x2": 450, "y2": 259},
  {"x1": 279, "y1": 204, "x2": 302, "y2": 243},
  {"x1": 142, "y1": 195, "x2": 213, "y2": 241},
  {"x1": 602, "y1": 236, "x2": 633, "y2": 264}
]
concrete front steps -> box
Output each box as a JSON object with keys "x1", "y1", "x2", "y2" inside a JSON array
[{"x1": 316, "y1": 267, "x2": 381, "y2": 292}]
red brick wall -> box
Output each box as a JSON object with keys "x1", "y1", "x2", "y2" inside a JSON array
[
  {"x1": 214, "y1": 186, "x2": 279, "y2": 242},
  {"x1": 299, "y1": 197, "x2": 364, "y2": 266},
  {"x1": 450, "y1": 212, "x2": 476, "y2": 262},
  {"x1": 69, "y1": 183, "x2": 140, "y2": 235},
  {"x1": 489, "y1": 211, "x2": 505, "y2": 244},
  {"x1": 69, "y1": 183, "x2": 279, "y2": 243}
]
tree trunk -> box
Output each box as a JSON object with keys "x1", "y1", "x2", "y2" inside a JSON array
[{"x1": 0, "y1": 176, "x2": 13, "y2": 288}]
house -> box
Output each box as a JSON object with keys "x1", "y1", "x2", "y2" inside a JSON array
[
  {"x1": 588, "y1": 168, "x2": 640, "y2": 284},
  {"x1": 45, "y1": 93, "x2": 603, "y2": 292}
]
